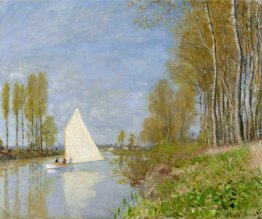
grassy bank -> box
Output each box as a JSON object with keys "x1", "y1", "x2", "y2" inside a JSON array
[
  {"x1": 0, "y1": 148, "x2": 64, "y2": 161},
  {"x1": 113, "y1": 143, "x2": 262, "y2": 218}
]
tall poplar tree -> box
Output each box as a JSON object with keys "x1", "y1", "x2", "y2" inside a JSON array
[
  {"x1": 2, "y1": 82, "x2": 10, "y2": 148},
  {"x1": 38, "y1": 72, "x2": 48, "y2": 150},
  {"x1": 25, "y1": 74, "x2": 37, "y2": 150},
  {"x1": 12, "y1": 82, "x2": 20, "y2": 149},
  {"x1": 19, "y1": 84, "x2": 26, "y2": 148},
  {"x1": 42, "y1": 115, "x2": 57, "y2": 149},
  {"x1": 117, "y1": 130, "x2": 125, "y2": 146}
]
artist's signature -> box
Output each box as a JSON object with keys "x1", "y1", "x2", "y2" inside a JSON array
[{"x1": 215, "y1": 210, "x2": 262, "y2": 218}]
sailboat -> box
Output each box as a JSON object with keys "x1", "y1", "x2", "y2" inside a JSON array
[{"x1": 45, "y1": 108, "x2": 103, "y2": 169}]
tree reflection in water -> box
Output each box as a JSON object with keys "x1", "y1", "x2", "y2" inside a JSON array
[
  {"x1": 0, "y1": 153, "x2": 133, "y2": 218},
  {"x1": 0, "y1": 160, "x2": 55, "y2": 218}
]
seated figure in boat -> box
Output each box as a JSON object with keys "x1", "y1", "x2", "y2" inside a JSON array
[{"x1": 51, "y1": 157, "x2": 67, "y2": 166}]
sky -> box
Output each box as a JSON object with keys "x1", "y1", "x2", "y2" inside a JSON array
[{"x1": 0, "y1": 0, "x2": 173, "y2": 145}]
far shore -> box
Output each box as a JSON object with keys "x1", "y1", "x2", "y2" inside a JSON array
[{"x1": 0, "y1": 147, "x2": 64, "y2": 162}]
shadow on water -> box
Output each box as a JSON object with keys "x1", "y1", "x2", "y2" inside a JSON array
[{"x1": 0, "y1": 152, "x2": 134, "y2": 218}]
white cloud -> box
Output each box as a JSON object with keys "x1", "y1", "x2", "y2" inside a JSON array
[{"x1": 0, "y1": 0, "x2": 172, "y2": 145}]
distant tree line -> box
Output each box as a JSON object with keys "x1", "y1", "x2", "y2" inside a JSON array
[
  {"x1": 1, "y1": 72, "x2": 57, "y2": 150},
  {"x1": 131, "y1": 0, "x2": 261, "y2": 147}
]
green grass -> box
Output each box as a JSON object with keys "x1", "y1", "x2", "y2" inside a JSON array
[{"x1": 114, "y1": 145, "x2": 262, "y2": 218}]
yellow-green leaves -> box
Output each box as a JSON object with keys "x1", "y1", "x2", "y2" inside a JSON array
[
  {"x1": 117, "y1": 130, "x2": 125, "y2": 146},
  {"x1": 42, "y1": 116, "x2": 57, "y2": 148},
  {"x1": 2, "y1": 81, "x2": 10, "y2": 120},
  {"x1": 12, "y1": 82, "x2": 20, "y2": 117},
  {"x1": 128, "y1": 133, "x2": 136, "y2": 146},
  {"x1": 2, "y1": 81, "x2": 10, "y2": 148},
  {"x1": 141, "y1": 79, "x2": 177, "y2": 145},
  {"x1": 12, "y1": 82, "x2": 22, "y2": 148}
]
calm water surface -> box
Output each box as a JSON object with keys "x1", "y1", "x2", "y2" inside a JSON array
[{"x1": 0, "y1": 152, "x2": 133, "y2": 219}]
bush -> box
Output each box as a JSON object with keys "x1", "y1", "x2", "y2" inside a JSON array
[{"x1": 0, "y1": 138, "x2": 4, "y2": 148}]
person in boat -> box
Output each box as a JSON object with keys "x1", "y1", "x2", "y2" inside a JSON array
[{"x1": 55, "y1": 158, "x2": 59, "y2": 163}]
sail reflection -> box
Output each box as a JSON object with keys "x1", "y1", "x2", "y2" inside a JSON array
[
  {"x1": 0, "y1": 153, "x2": 133, "y2": 218},
  {"x1": 63, "y1": 171, "x2": 100, "y2": 216}
]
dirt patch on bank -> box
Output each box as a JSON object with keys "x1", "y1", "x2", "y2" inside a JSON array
[
  {"x1": 139, "y1": 164, "x2": 176, "y2": 199},
  {"x1": 250, "y1": 142, "x2": 262, "y2": 171}
]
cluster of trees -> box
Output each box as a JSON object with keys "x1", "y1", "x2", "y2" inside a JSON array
[
  {"x1": 117, "y1": 130, "x2": 139, "y2": 148},
  {"x1": 140, "y1": 80, "x2": 195, "y2": 146},
  {"x1": 1, "y1": 72, "x2": 57, "y2": 150},
  {"x1": 133, "y1": 0, "x2": 262, "y2": 147}
]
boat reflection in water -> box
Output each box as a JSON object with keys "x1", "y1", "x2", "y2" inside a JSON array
[{"x1": 0, "y1": 152, "x2": 133, "y2": 218}]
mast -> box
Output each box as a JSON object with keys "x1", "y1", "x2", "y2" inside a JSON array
[{"x1": 64, "y1": 127, "x2": 66, "y2": 159}]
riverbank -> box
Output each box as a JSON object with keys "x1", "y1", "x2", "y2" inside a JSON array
[
  {"x1": 113, "y1": 142, "x2": 262, "y2": 218},
  {"x1": 0, "y1": 148, "x2": 64, "y2": 161}
]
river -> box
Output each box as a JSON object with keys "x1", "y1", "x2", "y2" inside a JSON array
[{"x1": 0, "y1": 152, "x2": 133, "y2": 219}]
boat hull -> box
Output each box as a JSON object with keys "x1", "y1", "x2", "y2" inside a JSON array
[{"x1": 45, "y1": 163, "x2": 67, "y2": 169}]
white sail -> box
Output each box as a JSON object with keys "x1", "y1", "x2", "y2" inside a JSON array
[{"x1": 64, "y1": 108, "x2": 103, "y2": 163}]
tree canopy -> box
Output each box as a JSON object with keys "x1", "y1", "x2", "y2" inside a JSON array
[
  {"x1": 117, "y1": 130, "x2": 125, "y2": 146},
  {"x1": 137, "y1": 0, "x2": 262, "y2": 147}
]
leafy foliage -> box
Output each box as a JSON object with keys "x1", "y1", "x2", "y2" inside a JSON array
[
  {"x1": 140, "y1": 79, "x2": 195, "y2": 145},
  {"x1": 128, "y1": 133, "x2": 136, "y2": 147},
  {"x1": 42, "y1": 116, "x2": 58, "y2": 148},
  {"x1": 117, "y1": 130, "x2": 125, "y2": 146},
  {"x1": 2, "y1": 81, "x2": 10, "y2": 148},
  {"x1": 0, "y1": 138, "x2": 4, "y2": 148},
  {"x1": 2, "y1": 82, "x2": 10, "y2": 120}
]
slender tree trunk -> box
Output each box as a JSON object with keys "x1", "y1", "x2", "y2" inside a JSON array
[
  {"x1": 230, "y1": 108, "x2": 235, "y2": 143},
  {"x1": 34, "y1": 120, "x2": 38, "y2": 150},
  {"x1": 31, "y1": 116, "x2": 34, "y2": 150},
  {"x1": 207, "y1": 93, "x2": 212, "y2": 146},
  {"x1": 246, "y1": 4, "x2": 255, "y2": 140},
  {"x1": 248, "y1": 54, "x2": 255, "y2": 140},
  {"x1": 243, "y1": 54, "x2": 248, "y2": 141},
  {"x1": 206, "y1": 0, "x2": 218, "y2": 147},
  {"x1": 253, "y1": 3, "x2": 261, "y2": 139},
  {"x1": 21, "y1": 110, "x2": 24, "y2": 148},
  {"x1": 232, "y1": 0, "x2": 243, "y2": 144},
  {"x1": 221, "y1": 89, "x2": 226, "y2": 143},
  {"x1": 218, "y1": 88, "x2": 223, "y2": 143},
  {"x1": 40, "y1": 115, "x2": 43, "y2": 151},
  {"x1": 16, "y1": 115, "x2": 19, "y2": 149},
  {"x1": 27, "y1": 122, "x2": 30, "y2": 150},
  {"x1": 224, "y1": 95, "x2": 229, "y2": 144},
  {"x1": 203, "y1": 92, "x2": 209, "y2": 145},
  {"x1": 6, "y1": 118, "x2": 8, "y2": 149}
]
